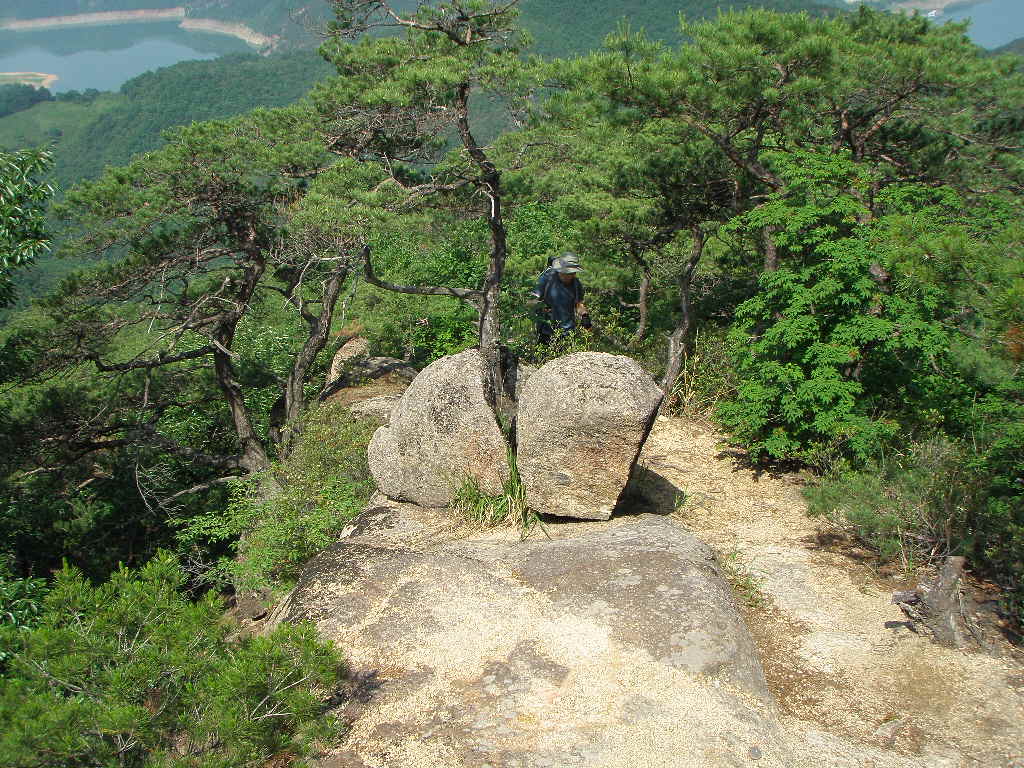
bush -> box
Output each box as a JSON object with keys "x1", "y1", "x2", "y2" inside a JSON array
[
  {"x1": 0, "y1": 553, "x2": 344, "y2": 768},
  {"x1": 806, "y1": 423, "x2": 1024, "y2": 625},
  {"x1": 178, "y1": 405, "x2": 376, "y2": 589},
  {"x1": 716, "y1": 234, "x2": 954, "y2": 467},
  {"x1": 805, "y1": 437, "x2": 972, "y2": 568},
  {"x1": 0, "y1": 557, "x2": 47, "y2": 667},
  {"x1": 964, "y1": 396, "x2": 1024, "y2": 623}
]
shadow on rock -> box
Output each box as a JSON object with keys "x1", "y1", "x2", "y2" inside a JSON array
[{"x1": 619, "y1": 464, "x2": 685, "y2": 517}]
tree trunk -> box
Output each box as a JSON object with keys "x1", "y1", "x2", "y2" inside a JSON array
[
  {"x1": 213, "y1": 254, "x2": 271, "y2": 474},
  {"x1": 628, "y1": 265, "x2": 652, "y2": 349},
  {"x1": 660, "y1": 226, "x2": 706, "y2": 393},
  {"x1": 477, "y1": 195, "x2": 507, "y2": 407},
  {"x1": 761, "y1": 224, "x2": 779, "y2": 273},
  {"x1": 276, "y1": 264, "x2": 351, "y2": 457},
  {"x1": 214, "y1": 341, "x2": 271, "y2": 474},
  {"x1": 456, "y1": 81, "x2": 507, "y2": 407}
]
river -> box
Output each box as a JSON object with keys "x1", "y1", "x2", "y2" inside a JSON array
[
  {"x1": 0, "y1": 22, "x2": 250, "y2": 93},
  {"x1": 942, "y1": 0, "x2": 1024, "y2": 48},
  {"x1": 1, "y1": 2, "x2": 1021, "y2": 97}
]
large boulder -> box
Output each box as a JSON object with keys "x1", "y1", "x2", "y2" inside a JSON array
[
  {"x1": 329, "y1": 336, "x2": 371, "y2": 383},
  {"x1": 517, "y1": 352, "x2": 663, "y2": 520},
  {"x1": 321, "y1": 336, "x2": 418, "y2": 402},
  {"x1": 368, "y1": 348, "x2": 509, "y2": 507},
  {"x1": 270, "y1": 504, "x2": 788, "y2": 768}
]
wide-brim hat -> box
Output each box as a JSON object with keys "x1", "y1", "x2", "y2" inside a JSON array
[{"x1": 553, "y1": 252, "x2": 583, "y2": 273}]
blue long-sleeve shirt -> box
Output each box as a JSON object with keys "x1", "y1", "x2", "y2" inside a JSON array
[{"x1": 535, "y1": 270, "x2": 584, "y2": 331}]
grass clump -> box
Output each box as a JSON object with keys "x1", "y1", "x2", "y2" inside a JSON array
[
  {"x1": 665, "y1": 329, "x2": 738, "y2": 420},
  {"x1": 718, "y1": 550, "x2": 767, "y2": 611},
  {"x1": 451, "y1": 447, "x2": 541, "y2": 539}
]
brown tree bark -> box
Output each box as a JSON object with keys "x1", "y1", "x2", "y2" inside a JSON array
[
  {"x1": 628, "y1": 257, "x2": 652, "y2": 349},
  {"x1": 212, "y1": 255, "x2": 272, "y2": 474},
  {"x1": 660, "y1": 225, "x2": 706, "y2": 393},
  {"x1": 275, "y1": 261, "x2": 353, "y2": 456},
  {"x1": 456, "y1": 82, "x2": 508, "y2": 407},
  {"x1": 762, "y1": 224, "x2": 779, "y2": 273}
]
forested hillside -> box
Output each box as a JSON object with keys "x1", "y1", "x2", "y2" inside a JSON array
[
  {"x1": 1, "y1": 2, "x2": 1021, "y2": 764},
  {"x1": 0, "y1": 50, "x2": 333, "y2": 297},
  {"x1": 1, "y1": 0, "x2": 844, "y2": 300},
  {"x1": 2, "y1": 0, "x2": 844, "y2": 50},
  {"x1": 519, "y1": 0, "x2": 842, "y2": 55}
]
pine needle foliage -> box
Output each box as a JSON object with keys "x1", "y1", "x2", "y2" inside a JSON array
[
  {"x1": 177, "y1": 405, "x2": 376, "y2": 590},
  {"x1": 0, "y1": 553, "x2": 344, "y2": 768}
]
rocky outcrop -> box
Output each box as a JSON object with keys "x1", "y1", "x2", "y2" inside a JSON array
[
  {"x1": 516, "y1": 352, "x2": 663, "y2": 520},
  {"x1": 348, "y1": 395, "x2": 401, "y2": 424},
  {"x1": 320, "y1": 336, "x2": 416, "y2": 402},
  {"x1": 367, "y1": 348, "x2": 509, "y2": 507},
  {"x1": 272, "y1": 502, "x2": 787, "y2": 768},
  {"x1": 329, "y1": 337, "x2": 371, "y2": 384}
]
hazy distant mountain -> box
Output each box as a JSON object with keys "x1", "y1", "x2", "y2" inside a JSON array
[{"x1": 993, "y1": 37, "x2": 1024, "y2": 56}]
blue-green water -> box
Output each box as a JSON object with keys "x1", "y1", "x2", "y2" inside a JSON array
[
  {"x1": 0, "y1": 23, "x2": 251, "y2": 93},
  {"x1": 943, "y1": 0, "x2": 1024, "y2": 48}
]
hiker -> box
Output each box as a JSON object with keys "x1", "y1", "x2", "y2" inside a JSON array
[{"x1": 533, "y1": 252, "x2": 591, "y2": 346}]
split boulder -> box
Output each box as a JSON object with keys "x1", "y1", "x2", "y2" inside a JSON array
[
  {"x1": 368, "y1": 348, "x2": 509, "y2": 507},
  {"x1": 517, "y1": 352, "x2": 663, "y2": 520}
]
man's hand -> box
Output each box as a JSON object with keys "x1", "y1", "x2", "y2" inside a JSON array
[{"x1": 577, "y1": 302, "x2": 592, "y2": 330}]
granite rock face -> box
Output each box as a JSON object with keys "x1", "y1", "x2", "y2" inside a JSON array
[
  {"x1": 516, "y1": 352, "x2": 663, "y2": 520},
  {"x1": 367, "y1": 348, "x2": 509, "y2": 507},
  {"x1": 329, "y1": 336, "x2": 371, "y2": 384},
  {"x1": 348, "y1": 395, "x2": 402, "y2": 424},
  {"x1": 271, "y1": 504, "x2": 786, "y2": 768}
]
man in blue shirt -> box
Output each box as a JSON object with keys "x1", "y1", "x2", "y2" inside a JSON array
[{"x1": 533, "y1": 252, "x2": 591, "y2": 346}]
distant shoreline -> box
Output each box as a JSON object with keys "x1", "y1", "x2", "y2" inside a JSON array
[
  {"x1": 845, "y1": 0, "x2": 985, "y2": 12},
  {"x1": 0, "y1": 8, "x2": 276, "y2": 51},
  {"x1": 0, "y1": 71, "x2": 59, "y2": 89}
]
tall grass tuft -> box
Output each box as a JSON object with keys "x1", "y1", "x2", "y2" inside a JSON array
[
  {"x1": 451, "y1": 445, "x2": 541, "y2": 539},
  {"x1": 665, "y1": 329, "x2": 737, "y2": 419}
]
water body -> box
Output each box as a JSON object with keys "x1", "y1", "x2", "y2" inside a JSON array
[
  {"x1": 943, "y1": 0, "x2": 1024, "y2": 49},
  {"x1": 0, "y1": 22, "x2": 250, "y2": 93}
]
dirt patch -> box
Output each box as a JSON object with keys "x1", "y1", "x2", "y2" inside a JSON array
[
  {"x1": 736, "y1": 593, "x2": 839, "y2": 719},
  {"x1": 638, "y1": 415, "x2": 1024, "y2": 768}
]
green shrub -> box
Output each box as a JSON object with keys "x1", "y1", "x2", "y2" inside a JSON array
[
  {"x1": 805, "y1": 437, "x2": 972, "y2": 569},
  {"x1": 0, "y1": 553, "x2": 344, "y2": 768},
  {"x1": 806, "y1": 425, "x2": 1024, "y2": 625},
  {"x1": 716, "y1": 233, "x2": 959, "y2": 467},
  {"x1": 0, "y1": 557, "x2": 47, "y2": 667},
  {"x1": 715, "y1": 153, "x2": 961, "y2": 466},
  {"x1": 964, "y1": 396, "x2": 1024, "y2": 623},
  {"x1": 179, "y1": 405, "x2": 376, "y2": 589}
]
